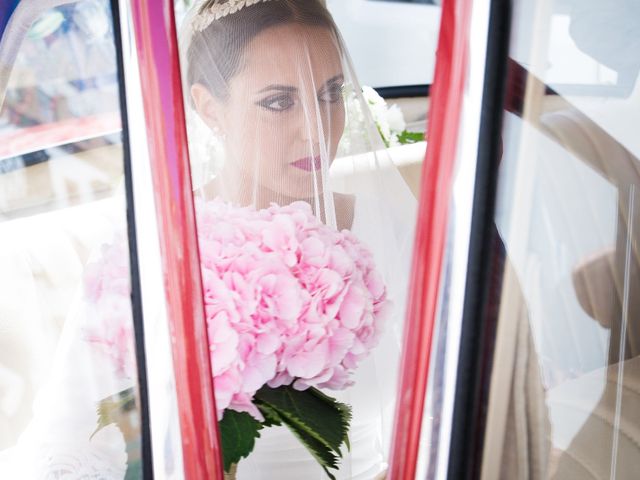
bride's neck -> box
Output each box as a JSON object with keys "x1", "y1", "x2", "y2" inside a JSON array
[{"x1": 200, "y1": 175, "x2": 355, "y2": 230}]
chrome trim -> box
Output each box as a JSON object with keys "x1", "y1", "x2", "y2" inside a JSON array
[{"x1": 417, "y1": 0, "x2": 494, "y2": 478}]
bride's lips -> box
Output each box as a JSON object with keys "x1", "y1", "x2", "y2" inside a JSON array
[{"x1": 291, "y1": 156, "x2": 322, "y2": 172}]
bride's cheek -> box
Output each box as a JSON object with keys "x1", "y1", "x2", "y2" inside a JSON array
[{"x1": 257, "y1": 121, "x2": 288, "y2": 171}]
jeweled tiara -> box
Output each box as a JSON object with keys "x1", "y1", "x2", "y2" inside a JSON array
[{"x1": 193, "y1": 0, "x2": 275, "y2": 32}]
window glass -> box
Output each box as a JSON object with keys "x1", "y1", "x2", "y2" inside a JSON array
[
  {"x1": 481, "y1": 0, "x2": 640, "y2": 478},
  {"x1": 326, "y1": 0, "x2": 441, "y2": 89},
  {"x1": 0, "y1": 1, "x2": 144, "y2": 477},
  {"x1": 510, "y1": 0, "x2": 638, "y2": 95},
  {"x1": 0, "y1": 1, "x2": 121, "y2": 219}
]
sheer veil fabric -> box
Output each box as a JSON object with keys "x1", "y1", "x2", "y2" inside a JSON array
[{"x1": 179, "y1": 1, "x2": 417, "y2": 478}]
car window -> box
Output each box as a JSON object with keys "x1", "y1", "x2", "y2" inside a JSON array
[
  {"x1": 479, "y1": 0, "x2": 640, "y2": 478},
  {"x1": 0, "y1": 2, "x2": 146, "y2": 477},
  {"x1": 511, "y1": 0, "x2": 638, "y2": 96},
  {"x1": 326, "y1": 0, "x2": 441, "y2": 89},
  {"x1": 0, "y1": 0, "x2": 121, "y2": 219}
]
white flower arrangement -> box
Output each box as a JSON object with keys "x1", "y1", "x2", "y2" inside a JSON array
[
  {"x1": 361, "y1": 86, "x2": 407, "y2": 147},
  {"x1": 338, "y1": 85, "x2": 424, "y2": 156},
  {"x1": 362, "y1": 86, "x2": 426, "y2": 147}
]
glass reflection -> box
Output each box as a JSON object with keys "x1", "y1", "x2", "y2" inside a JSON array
[
  {"x1": 0, "y1": 1, "x2": 143, "y2": 478},
  {"x1": 482, "y1": 0, "x2": 640, "y2": 478}
]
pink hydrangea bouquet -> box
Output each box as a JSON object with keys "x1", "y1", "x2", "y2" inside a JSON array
[
  {"x1": 83, "y1": 231, "x2": 136, "y2": 379},
  {"x1": 84, "y1": 199, "x2": 390, "y2": 478}
]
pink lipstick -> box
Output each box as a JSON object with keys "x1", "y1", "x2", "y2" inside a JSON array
[{"x1": 291, "y1": 156, "x2": 322, "y2": 172}]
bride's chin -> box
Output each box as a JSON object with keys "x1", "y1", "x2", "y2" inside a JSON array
[{"x1": 269, "y1": 176, "x2": 328, "y2": 196}]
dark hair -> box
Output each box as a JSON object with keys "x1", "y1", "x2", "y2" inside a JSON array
[{"x1": 187, "y1": 0, "x2": 339, "y2": 100}]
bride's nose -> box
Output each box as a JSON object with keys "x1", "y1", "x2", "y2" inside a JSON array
[
  {"x1": 298, "y1": 118, "x2": 323, "y2": 146},
  {"x1": 297, "y1": 100, "x2": 329, "y2": 145}
]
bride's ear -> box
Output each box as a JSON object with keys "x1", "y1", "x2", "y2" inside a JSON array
[{"x1": 191, "y1": 83, "x2": 224, "y2": 134}]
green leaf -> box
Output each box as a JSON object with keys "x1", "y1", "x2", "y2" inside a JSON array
[
  {"x1": 93, "y1": 387, "x2": 136, "y2": 439},
  {"x1": 258, "y1": 402, "x2": 284, "y2": 428},
  {"x1": 257, "y1": 402, "x2": 338, "y2": 480},
  {"x1": 255, "y1": 385, "x2": 350, "y2": 452},
  {"x1": 219, "y1": 410, "x2": 264, "y2": 472},
  {"x1": 397, "y1": 130, "x2": 425, "y2": 145},
  {"x1": 124, "y1": 459, "x2": 142, "y2": 480},
  {"x1": 254, "y1": 385, "x2": 352, "y2": 477},
  {"x1": 376, "y1": 124, "x2": 391, "y2": 148},
  {"x1": 304, "y1": 387, "x2": 352, "y2": 452}
]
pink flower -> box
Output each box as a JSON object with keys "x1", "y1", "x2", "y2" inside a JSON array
[
  {"x1": 195, "y1": 199, "x2": 389, "y2": 420},
  {"x1": 82, "y1": 232, "x2": 136, "y2": 379},
  {"x1": 83, "y1": 199, "x2": 389, "y2": 421}
]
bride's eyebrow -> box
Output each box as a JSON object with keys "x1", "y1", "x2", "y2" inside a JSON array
[
  {"x1": 257, "y1": 75, "x2": 344, "y2": 94},
  {"x1": 317, "y1": 74, "x2": 344, "y2": 92},
  {"x1": 323, "y1": 74, "x2": 344, "y2": 86},
  {"x1": 257, "y1": 85, "x2": 297, "y2": 94}
]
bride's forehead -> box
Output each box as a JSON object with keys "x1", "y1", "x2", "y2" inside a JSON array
[{"x1": 240, "y1": 25, "x2": 342, "y2": 78}]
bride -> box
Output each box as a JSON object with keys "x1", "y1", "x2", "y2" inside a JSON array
[
  {"x1": 0, "y1": 1, "x2": 417, "y2": 478},
  {"x1": 181, "y1": 0, "x2": 416, "y2": 478}
]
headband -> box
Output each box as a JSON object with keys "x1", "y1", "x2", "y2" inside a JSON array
[{"x1": 193, "y1": 0, "x2": 276, "y2": 32}]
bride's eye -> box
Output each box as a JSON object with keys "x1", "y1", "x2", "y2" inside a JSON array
[
  {"x1": 318, "y1": 83, "x2": 344, "y2": 104},
  {"x1": 256, "y1": 93, "x2": 296, "y2": 112}
]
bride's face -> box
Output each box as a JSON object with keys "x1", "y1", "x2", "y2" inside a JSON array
[{"x1": 196, "y1": 24, "x2": 345, "y2": 199}]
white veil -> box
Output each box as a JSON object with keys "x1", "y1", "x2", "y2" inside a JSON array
[{"x1": 178, "y1": 1, "x2": 417, "y2": 478}]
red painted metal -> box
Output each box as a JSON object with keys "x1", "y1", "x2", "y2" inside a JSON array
[
  {"x1": 388, "y1": 0, "x2": 472, "y2": 478},
  {"x1": 130, "y1": 1, "x2": 223, "y2": 478}
]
